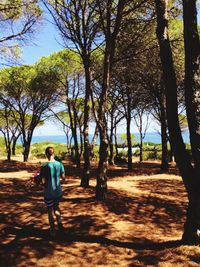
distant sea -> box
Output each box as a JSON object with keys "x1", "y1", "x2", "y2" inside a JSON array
[{"x1": 30, "y1": 132, "x2": 190, "y2": 145}]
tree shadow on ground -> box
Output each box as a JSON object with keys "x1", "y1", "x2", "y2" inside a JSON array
[
  {"x1": 0, "y1": 160, "x2": 193, "y2": 267},
  {"x1": 2, "y1": 224, "x2": 183, "y2": 250},
  {"x1": 107, "y1": 161, "x2": 180, "y2": 178},
  {"x1": 0, "y1": 160, "x2": 40, "y2": 172},
  {"x1": 1, "y1": 222, "x2": 183, "y2": 267}
]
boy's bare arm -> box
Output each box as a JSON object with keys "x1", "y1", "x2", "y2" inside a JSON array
[
  {"x1": 61, "y1": 173, "x2": 65, "y2": 181},
  {"x1": 40, "y1": 176, "x2": 45, "y2": 186}
]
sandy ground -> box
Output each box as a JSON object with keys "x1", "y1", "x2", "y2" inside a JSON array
[{"x1": 0, "y1": 159, "x2": 200, "y2": 267}]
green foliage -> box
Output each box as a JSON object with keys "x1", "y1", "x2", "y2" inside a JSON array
[
  {"x1": 30, "y1": 142, "x2": 68, "y2": 159},
  {"x1": 36, "y1": 49, "x2": 82, "y2": 84},
  {"x1": 0, "y1": 1, "x2": 42, "y2": 64},
  {"x1": 90, "y1": 144, "x2": 99, "y2": 161},
  {"x1": 0, "y1": 137, "x2": 6, "y2": 155},
  {"x1": 179, "y1": 113, "x2": 188, "y2": 132},
  {"x1": 117, "y1": 134, "x2": 137, "y2": 148}
]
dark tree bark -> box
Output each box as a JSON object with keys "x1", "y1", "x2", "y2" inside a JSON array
[
  {"x1": 0, "y1": 108, "x2": 13, "y2": 161},
  {"x1": 69, "y1": 108, "x2": 80, "y2": 168},
  {"x1": 81, "y1": 59, "x2": 91, "y2": 187},
  {"x1": 23, "y1": 140, "x2": 31, "y2": 162},
  {"x1": 90, "y1": 125, "x2": 98, "y2": 160},
  {"x1": 183, "y1": 0, "x2": 200, "y2": 170},
  {"x1": 155, "y1": 0, "x2": 192, "y2": 185},
  {"x1": 155, "y1": 0, "x2": 200, "y2": 243},
  {"x1": 160, "y1": 92, "x2": 169, "y2": 171},
  {"x1": 108, "y1": 90, "x2": 124, "y2": 165},
  {"x1": 124, "y1": 84, "x2": 132, "y2": 170},
  {"x1": 182, "y1": 0, "x2": 200, "y2": 243},
  {"x1": 139, "y1": 124, "x2": 143, "y2": 163},
  {"x1": 12, "y1": 133, "x2": 20, "y2": 156},
  {"x1": 96, "y1": 58, "x2": 110, "y2": 199},
  {"x1": 114, "y1": 123, "x2": 119, "y2": 158},
  {"x1": 21, "y1": 116, "x2": 38, "y2": 162},
  {"x1": 66, "y1": 78, "x2": 81, "y2": 168},
  {"x1": 3, "y1": 134, "x2": 11, "y2": 162},
  {"x1": 126, "y1": 110, "x2": 132, "y2": 170},
  {"x1": 109, "y1": 113, "x2": 115, "y2": 165}
]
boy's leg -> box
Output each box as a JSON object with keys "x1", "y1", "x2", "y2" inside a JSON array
[
  {"x1": 47, "y1": 206, "x2": 56, "y2": 235},
  {"x1": 54, "y1": 202, "x2": 63, "y2": 230}
]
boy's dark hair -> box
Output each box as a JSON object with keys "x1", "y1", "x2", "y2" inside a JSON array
[{"x1": 45, "y1": 146, "x2": 54, "y2": 156}]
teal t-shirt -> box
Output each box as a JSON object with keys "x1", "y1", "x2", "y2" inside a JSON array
[{"x1": 40, "y1": 160, "x2": 65, "y2": 199}]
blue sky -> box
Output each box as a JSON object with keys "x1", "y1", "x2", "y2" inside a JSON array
[{"x1": 22, "y1": 15, "x2": 62, "y2": 65}]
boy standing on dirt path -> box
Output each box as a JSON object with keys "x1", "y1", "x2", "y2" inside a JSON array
[{"x1": 40, "y1": 146, "x2": 65, "y2": 237}]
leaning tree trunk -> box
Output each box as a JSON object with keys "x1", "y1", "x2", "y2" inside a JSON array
[
  {"x1": 23, "y1": 140, "x2": 31, "y2": 162},
  {"x1": 12, "y1": 136, "x2": 17, "y2": 156},
  {"x1": 96, "y1": 123, "x2": 109, "y2": 200},
  {"x1": 160, "y1": 92, "x2": 169, "y2": 171},
  {"x1": 126, "y1": 114, "x2": 132, "y2": 170},
  {"x1": 68, "y1": 104, "x2": 80, "y2": 168},
  {"x1": 72, "y1": 128, "x2": 81, "y2": 168},
  {"x1": 12, "y1": 132, "x2": 21, "y2": 156},
  {"x1": 96, "y1": 49, "x2": 110, "y2": 200},
  {"x1": 139, "y1": 131, "x2": 143, "y2": 163},
  {"x1": 96, "y1": 87, "x2": 109, "y2": 200},
  {"x1": 114, "y1": 124, "x2": 119, "y2": 158},
  {"x1": 183, "y1": 0, "x2": 200, "y2": 170},
  {"x1": 23, "y1": 129, "x2": 35, "y2": 162},
  {"x1": 3, "y1": 132, "x2": 11, "y2": 162},
  {"x1": 7, "y1": 145, "x2": 11, "y2": 162},
  {"x1": 109, "y1": 112, "x2": 115, "y2": 165},
  {"x1": 81, "y1": 61, "x2": 91, "y2": 188},
  {"x1": 126, "y1": 87, "x2": 132, "y2": 170},
  {"x1": 90, "y1": 125, "x2": 98, "y2": 160},
  {"x1": 182, "y1": 0, "x2": 200, "y2": 243},
  {"x1": 138, "y1": 114, "x2": 143, "y2": 163},
  {"x1": 155, "y1": 0, "x2": 196, "y2": 242},
  {"x1": 4, "y1": 137, "x2": 11, "y2": 162},
  {"x1": 95, "y1": 0, "x2": 125, "y2": 200}
]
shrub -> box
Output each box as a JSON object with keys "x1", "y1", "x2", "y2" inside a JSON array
[{"x1": 114, "y1": 149, "x2": 127, "y2": 163}]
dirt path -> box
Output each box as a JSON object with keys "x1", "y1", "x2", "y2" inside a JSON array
[{"x1": 0, "y1": 160, "x2": 200, "y2": 267}]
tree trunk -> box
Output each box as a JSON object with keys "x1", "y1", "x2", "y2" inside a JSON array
[
  {"x1": 23, "y1": 140, "x2": 31, "y2": 162},
  {"x1": 139, "y1": 134, "x2": 143, "y2": 162},
  {"x1": 95, "y1": 46, "x2": 110, "y2": 200},
  {"x1": 160, "y1": 93, "x2": 169, "y2": 171},
  {"x1": 79, "y1": 129, "x2": 84, "y2": 158},
  {"x1": 155, "y1": 0, "x2": 198, "y2": 243},
  {"x1": 138, "y1": 115, "x2": 143, "y2": 163},
  {"x1": 183, "y1": 0, "x2": 200, "y2": 170},
  {"x1": 126, "y1": 115, "x2": 132, "y2": 170},
  {"x1": 182, "y1": 0, "x2": 200, "y2": 243},
  {"x1": 114, "y1": 125, "x2": 119, "y2": 158},
  {"x1": 89, "y1": 125, "x2": 98, "y2": 161},
  {"x1": 109, "y1": 114, "x2": 115, "y2": 165},
  {"x1": 6, "y1": 141, "x2": 11, "y2": 162},
  {"x1": 126, "y1": 85, "x2": 132, "y2": 170},
  {"x1": 95, "y1": 0, "x2": 125, "y2": 200},
  {"x1": 12, "y1": 133, "x2": 20, "y2": 156},
  {"x1": 96, "y1": 127, "x2": 108, "y2": 200},
  {"x1": 7, "y1": 147, "x2": 11, "y2": 161},
  {"x1": 155, "y1": 0, "x2": 193, "y2": 186},
  {"x1": 12, "y1": 137, "x2": 17, "y2": 156},
  {"x1": 67, "y1": 104, "x2": 80, "y2": 167},
  {"x1": 81, "y1": 62, "x2": 91, "y2": 188},
  {"x1": 3, "y1": 133, "x2": 11, "y2": 162},
  {"x1": 73, "y1": 129, "x2": 80, "y2": 168}
]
